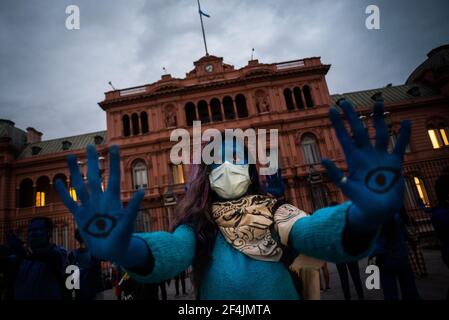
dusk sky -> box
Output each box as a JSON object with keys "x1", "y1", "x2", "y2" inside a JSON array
[{"x1": 1, "y1": 0, "x2": 448, "y2": 139}]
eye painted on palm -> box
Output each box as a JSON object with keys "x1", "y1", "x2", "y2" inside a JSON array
[
  {"x1": 364, "y1": 167, "x2": 400, "y2": 194},
  {"x1": 84, "y1": 214, "x2": 117, "y2": 238}
]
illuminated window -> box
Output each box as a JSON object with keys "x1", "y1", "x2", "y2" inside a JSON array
[
  {"x1": 413, "y1": 176, "x2": 430, "y2": 207},
  {"x1": 36, "y1": 191, "x2": 46, "y2": 207},
  {"x1": 69, "y1": 187, "x2": 78, "y2": 201},
  {"x1": 428, "y1": 127, "x2": 449, "y2": 149},
  {"x1": 440, "y1": 128, "x2": 449, "y2": 146},
  {"x1": 172, "y1": 164, "x2": 185, "y2": 184}
]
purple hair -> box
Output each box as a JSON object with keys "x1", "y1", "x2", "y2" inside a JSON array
[{"x1": 171, "y1": 141, "x2": 264, "y2": 291}]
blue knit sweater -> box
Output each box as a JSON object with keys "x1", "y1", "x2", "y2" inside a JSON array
[{"x1": 126, "y1": 202, "x2": 376, "y2": 299}]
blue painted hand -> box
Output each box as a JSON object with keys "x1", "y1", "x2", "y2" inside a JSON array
[
  {"x1": 55, "y1": 145, "x2": 146, "y2": 266},
  {"x1": 321, "y1": 100, "x2": 411, "y2": 234}
]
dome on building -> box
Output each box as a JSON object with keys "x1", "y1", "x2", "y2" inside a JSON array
[
  {"x1": 406, "y1": 44, "x2": 449, "y2": 87},
  {"x1": 0, "y1": 119, "x2": 27, "y2": 151}
]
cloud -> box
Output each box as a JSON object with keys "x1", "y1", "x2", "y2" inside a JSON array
[{"x1": 0, "y1": 0, "x2": 448, "y2": 139}]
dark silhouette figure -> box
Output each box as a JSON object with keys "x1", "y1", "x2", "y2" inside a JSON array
[
  {"x1": 68, "y1": 229, "x2": 102, "y2": 300},
  {"x1": 335, "y1": 262, "x2": 364, "y2": 300},
  {"x1": 374, "y1": 210, "x2": 420, "y2": 300},
  {"x1": 175, "y1": 270, "x2": 187, "y2": 296},
  {"x1": 12, "y1": 218, "x2": 68, "y2": 300}
]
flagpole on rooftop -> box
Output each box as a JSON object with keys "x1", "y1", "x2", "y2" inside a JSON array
[{"x1": 197, "y1": 0, "x2": 209, "y2": 56}]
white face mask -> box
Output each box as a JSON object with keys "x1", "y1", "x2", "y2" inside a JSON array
[{"x1": 209, "y1": 162, "x2": 251, "y2": 200}]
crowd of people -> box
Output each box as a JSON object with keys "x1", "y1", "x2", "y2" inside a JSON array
[{"x1": 0, "y1": 218, "x2": 190, "y2": 300}]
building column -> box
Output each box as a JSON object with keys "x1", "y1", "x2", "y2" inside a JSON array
[
  {"x1": 232, "y1": 98, "x2": 238, "y2": 119},
  {"x1": 177, "y1": 103, "x2": 186, "y2": 127},
  {"x1": 207, "y1": 102, "x2": 213, "y2": 122},
  {"x1": 219, "y1": 101, "x2": 225, "y2": 121},
  {"x1": 246, "y1": 93, "x2": 257, "y2": 116},
  {"x1": 32, "y1": 184, "x2": 36, "y2": 207},
  {"x1": 300, "y1": 87, "x2": 307, "y2": 109}
]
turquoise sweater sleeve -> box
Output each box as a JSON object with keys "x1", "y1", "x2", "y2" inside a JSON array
[
  {"x1": 288, "y1": 201, "x2": 378, "y2": 263},
  {"x1": 124, "y1": 224, "x2": 196, "y2": 283}
]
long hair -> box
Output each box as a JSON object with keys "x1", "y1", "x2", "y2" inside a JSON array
[{"x1": 171, "y1": 141, "x2": 265, "y2": 291}]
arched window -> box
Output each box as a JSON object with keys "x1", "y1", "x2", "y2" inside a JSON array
[
  {"x1": 293, "y1": 87, "x2": 304, "y2": 109},
  {"x1": 131, "y1": 113, "x2": 140, "y2": 135},
  {"x1": 413, "y1": 176, "x2": 430, "y2": 207},
  {"x1": 122, "y1": 115, "x2": 130, "y2": 137},
  {"x1": 19, "y1": 178, "x2": 33, "y2": 208},
  {"x1": 132, "y1": 160, "x2": 148, "y2": 190},
  {"x1": 140, "y1": 112, "x2": 149, "y2": 134},
  {"x1": 235, "y1": 94, "x2": 249, "y2": 118},
  {"x1": 210, "y1": 98, "x2": 223, "y2": 122},
  {"x1": 283, "y1": 88, "x2": 295, "y2": 111},
  {"x1": 36, "y1": 176, "x2": 50, "y2": 207},
  {"x1": 404, "y1": 175, "x2": 431, "y2": 208},
  {"x1": 223, "y1": 96, "x2": 236, "y2": 120},
  {"x1": 303, "y1": 85, "x2": 314, "y2": 108},
  {"x1": 197, "y1": 100, "x2": 210, "y2": 124},
  {"x1": 427, "y1": 121, "x2": 449, "y2": 149},
  {"x1": 301, "y1": 134, "x2": 321, "y2": 165},
  {"x1": 53, "y1": 174, "x2": 69, "y2": 202},
  {"x1": 185, "y1": 102, "x2": 196, "y2": 126}
]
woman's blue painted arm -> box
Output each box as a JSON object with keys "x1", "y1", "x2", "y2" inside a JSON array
[
  {"x1": 124, "y1": 225, "x2": 196, "y2": 283},
  {"x1": 288, "y1": 202, "x2": 379, "y2": 263}
]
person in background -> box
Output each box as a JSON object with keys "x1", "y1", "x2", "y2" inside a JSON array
[
  {"x1": 402, "y1": 208, "x2": 427, "y2": 278},
  {"x1": 68, "y1": 229, "x2": 102, "y2": 300},
  {"x1": 0, "y1": 245, "x2": 13, "y2": 300},
  {"x1": 320, "y1": 263, "x2": 331, "y2": 291},
  {"x1": 0, "y1": 232, "x2": 27, "y2": 300},
  {"x1": 13, "y1": 217, "x2": 68, "y2": 300},
  {"x1": 330, "y1": 201, "x2": 365, "y2": 300},
  {"x1": 264, "y1": 169, "x2": 323, "y2": 300},
  {"x1": 335, "y1": 260, "x2": 364, "y2": 300},
  {"x1": 175, "y1": 270, "x2": 187, "y2": 297},
  {"x1": 373, "y1": 209, "x2": 420, "y2": 300},
  {"x1": 158, "y1": 281, "x2": 167, "y2": 300},
  {"x1": 420, "y1": 175, "x2": 449, "y2": 270},
  {"x1": 111, "y1": 263, "x2": 122, "y2": 300},
  {"x1": 420, "y1": 174, "x2": 449, "y2": 299}
]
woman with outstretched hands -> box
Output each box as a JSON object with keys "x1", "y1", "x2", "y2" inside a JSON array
[{"x1": 56, "y1": 100, "x2": 411, "y2": 299}]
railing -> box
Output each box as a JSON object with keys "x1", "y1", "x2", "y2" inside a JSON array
[
  {"x1": 275, "y1": 60, "x2": 305, "y2": 70},
  {"x1": 15, "y1": 202, "x2": 71, "y2": 218},
  {"x1": 119, "y1": 86, "x2": 147, "y2": 96}
]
